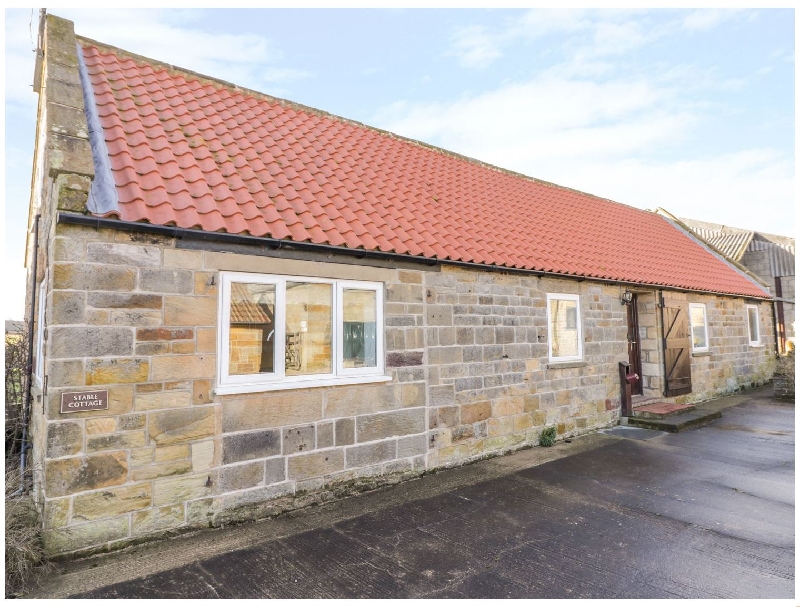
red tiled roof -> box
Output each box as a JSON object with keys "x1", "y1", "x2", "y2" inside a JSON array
[{"x1": 81, "y1": 44, "x2": 770, "y2": 299}]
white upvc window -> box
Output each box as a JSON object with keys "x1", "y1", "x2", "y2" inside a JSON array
[
  {"x1": 217, "y1": 272, "x2": 388, "y2": 394},
  {"x1": 546, "y1": 293, "x2": 582, "y2": 363},
  {"x1": 746, "y1": 304, "x2": 761, "y2": 346},
  {"x1": 689, "y1": 303, "x2": 709, "y2": 352},
  {"x1": 34, "y1": 277, "x2": 46, "y2": 386}
]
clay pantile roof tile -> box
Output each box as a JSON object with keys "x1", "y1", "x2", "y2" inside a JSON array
[{"x1": 80, "y1": 42, "x2": 770, "y2": 299}]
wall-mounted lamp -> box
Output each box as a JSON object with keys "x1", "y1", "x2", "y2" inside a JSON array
[{"x1": 621, "y1": 289, "x2": 633, "y2": 306}]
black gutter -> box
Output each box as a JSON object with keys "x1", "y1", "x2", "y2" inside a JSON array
[
  {"x1": 57, "y1": 212, "x2": 774, "y2": 302},
  {"x1": 11, "y1": 214, "x2": 40, "y2": 498}
]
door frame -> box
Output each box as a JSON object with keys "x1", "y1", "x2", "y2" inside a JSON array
[{"x1": 626, "y1": 293, "x2": 644, "y2": 396}]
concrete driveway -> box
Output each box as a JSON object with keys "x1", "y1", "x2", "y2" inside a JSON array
[{"x1": 29, "y1": 386, "x2": 794, "y2": 599}]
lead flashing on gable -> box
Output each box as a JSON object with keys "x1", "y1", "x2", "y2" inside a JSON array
[{"x1": 77, "y1": 42, "x2": 118, "y2": 215}]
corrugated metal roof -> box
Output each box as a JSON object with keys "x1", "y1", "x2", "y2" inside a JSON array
[
  {"x1": 689, "y1": 228, "x2": 753, "y2": 262},
  {"x1": 748, "y1": 239, "x2": 795, "y2": 277}
]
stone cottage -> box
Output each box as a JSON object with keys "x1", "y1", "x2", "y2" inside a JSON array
[{"x1": 24, "y1": 14, "x2": 775, "y2": 557}]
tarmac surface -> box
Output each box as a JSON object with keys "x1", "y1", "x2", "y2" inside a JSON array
[{"x1": 28, "y1": 386, "x2": 794, "y2": 599}]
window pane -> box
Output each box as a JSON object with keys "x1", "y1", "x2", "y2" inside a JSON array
[
  {"x1": 343, "y1": 289, "x2": 377, "y2": 368},
  {"x1": 229, "y1": 283, "x2": 276, "y2": 375},
  {"x1": 748, "y1": 307, "x2": 759, "y2": 343},
  {"x1": 286, "y1": 282, "x2": 332, "y2": 375},
  {"x1": 550, "y1": 299, "x2": 579, "y2": 358},
  {"x1": 690, "y1": 306, "x2": 707, "y2": 349}
]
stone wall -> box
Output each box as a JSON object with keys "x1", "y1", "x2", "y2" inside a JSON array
[{"x1": 33, "y1": 221, "x2": 776, "y2": 556}]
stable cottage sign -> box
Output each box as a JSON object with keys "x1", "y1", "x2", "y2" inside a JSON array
[{"x1": 60, "y1": 390, "x2": 109, "y2": 414}]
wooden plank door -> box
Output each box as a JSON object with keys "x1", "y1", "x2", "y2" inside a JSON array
[
  {"x1": 661, "y1": 295, "x2": 692, "y2": 397},
  {"x1": 626, "y1": 294, "x2": 643, "y2": 395}
]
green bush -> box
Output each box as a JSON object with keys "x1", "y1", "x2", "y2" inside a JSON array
[{"x1": 539, "y1": 426, "x2": 557, "y2": 447}]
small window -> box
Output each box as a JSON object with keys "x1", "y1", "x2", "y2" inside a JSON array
[
  {"x1": 546, "y1": 293, "x2": 582, "y2": 362},
  {"x1": 746, "y1": 305, "x2": 760, "y2": 346},
  {"x1": 218, "y1": 272, "x2": 387, "y2": 393},
  {"x1": 34, "y1": 278, "x2": 46, "y2": 386},
  {"x1": 689, "y1": 303, "x2": 709, "y2": 352}
]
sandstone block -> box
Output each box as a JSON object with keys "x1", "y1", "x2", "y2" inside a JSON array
[
  {"x1": 153, "y1": 472, "x2": 215, "y2": 506},
  {"x1": 43, "y1": 517, "x2": 129, "y2": 556},
  {"x1": 109, "y1": 309, "x2": 164, "y2": 327},
  {"x1": 194, "y1": 272, "x2": 218, "y2": 296},
  {"x1": 171, "y1": 341, "x2": 195, "y2": 354},
  {"x1": 50, "y1": 327, "x2": 133, "y2": 359},
  {"x1": 88, "y1": 292, "x2": 163, "y2": 309},
  {"x1": 429, "y1": 385, "x2": 454, "y2": 407},
  {"x1": 86, "y1": 430, "x2": 146, "y2": 452},
  {"x1": 151, "y1": 355, "x2": 214, "y2": 381},
  {"x1": 47, "y1": 102, "x2": 88, "y2": 139},
  {"x1": 73, "y1": 483, "x2": 152, "y2": 522},
  {"x1": 316, "y1": 421, "x2": 334, "y2": 449},
  {"x1": 149, "y1": 407, "x2": 215, "y2": 446},
  {"x1": 45, "y1": 451, "x2": 127, "y2": 497},
  {"x1": 345, "y1": 440, "x2": 396, "y2": 468},
  {"x1": 53, "y1": 263, "x2": 136, "y2": 292},
  {"x1": 288, "y1": 449, "x2": 344, "y2": 480},
  {"x1": 217, "y1": 481, "x2": 293, "y2": 512},
  {"x1": 461, "y1": 401, "x2": 491, "y2": 425},
  {"x1": 356, "y1": 408, "x2": 425, "y2": 443},
  {"x1": 118, "y1": 414, "x2": 146, "y2": 431},
  {"x1": 43, "y1": 498, "x2": 70, "y2": 529},
  {"x1": 85, "y1": 358, "x2": 149, "y2": 385},
  {"x1": 132, "y1": 504, "x2": 185, "y2": 536},
  {"x1": 192, "y1": 379, "x2": 212, "y2": 405},
  {"x1": 325, "y1": 384, "x2": 401, "y2": 418},
  {"x1": 164, "y1": 249, "x2": 202, "y2": 269},
  {"x1": 401, "y1": 383, "x2": 426, "y2": 407},
  {"x1": 54, "y1": 237, "x2": 86, "y2": 262},
  {"x1": 219, "y1": 461, "x2": 264, "y2": 492},
  {"x1": 222, "y1": 429, "x2": 280, "y2": 464},
  {"x1": 164, "y1": 295, "x2": 216, "y2": 325},
  {"x1": 140, "y1": 269, "x2": 193, "y2": 294},
  {"x1": 137, "y1": 327, "x2": 194, "y2": 341},
  {"x1": 196, "y1": 328, "x2": 216, "y2": 353},
  {"x1": 386, "y1": 351, "x2": 423, "y2": 367},
  {"x1": 46, "y1": 133, "x2": 95, "y2": 178},
  {"x1": 85, "y1": 417, "x2": 116, "y2": 435},
  {"x1": 135, "y1": 391, "x2": 192, "y2": 412},
  {"x1": 51, "y1": 291, "x2": 85, "y2": 324},
  {"x1": 46, "y1": 360, "x2": 84, "y2": 388},
  {"x1": 46, "y1": 422, "x2": 83, "y2": 458},
  {"x1": 154, "y1": 444, "x2": 191, "y2": 462},
  {"x1": 130, "y1": 447, "x2": 154, "y2": 467},
  {"x1": 54, "y1": 172, "x2": 90, "y2": 212},
  {"x1": 335, "y1": 418, "x2": 355, "y2": 446},
  {"x1": 265, "y1": 457, "x2": 286, "y2": 484},
  {"x1": 283, "y1": 425, "x2": 315, "y2": 455},
  {"x1": 87, "y1": 242, "x2": 160, "y2": 267},
  {"x1": 386, "y1": 283, "x2": 423, "y2": 303},
  {"x1": 192, "y1": 440, "x2": 215, "y2": 472},
  {"x1": 426, "y1": 305, "x2": 453, "y2": 326},
  {"x1": 131, "y1": 460, "x2": 192, "y2": 481},
  {"x1": 397, "y1": 434, "x2": 426, "y2": 458},
  {"x1": 223, "y1": 392, "x2": 322, "y2": 432},
  {"x1": 492, "y1": 397, "x2": 524, "y2": 418}
]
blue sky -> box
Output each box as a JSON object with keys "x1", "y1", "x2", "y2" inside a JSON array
[{"x1": 4, "y1": 8, "x2": 795, "y2": 320}]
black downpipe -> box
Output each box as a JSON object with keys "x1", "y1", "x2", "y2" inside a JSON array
[{"x1": 11, "y1": 214, "x2": 40, "y2": 498}]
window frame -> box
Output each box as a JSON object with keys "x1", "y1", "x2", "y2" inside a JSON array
[
  {"x1": 688, "y1": 303, "x2": 709, "y2": 353},
  {"x1": 746, "y1": 304, "x2": 761, "y2": 347},
  {"x1": 546, "y1": 293, "x2": 583, "y2": 363},
  {"x1": 34, "y1": 277, "x2": 46, "y2": 386},
  {"x1": 217, "y1": 271, "x2": 388, "y2": 394}
]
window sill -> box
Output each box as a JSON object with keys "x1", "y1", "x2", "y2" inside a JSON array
[
  {"x1": 749, "y1": 343, "x2": 763, "y2": 348},
  {"x1": 547, "y1": 361, "x2": 587, "y2": 370},
  {"x1": 692, "y1": 351, "x2": 711, "y2": 357},
  {"x1": 214, "y1": 374, "x2": 393, "y2": 395}
]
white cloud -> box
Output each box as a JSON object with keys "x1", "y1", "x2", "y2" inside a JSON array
[
  {"x1": 682, "y1": 9, "x2": 741, "y2": 31},
  {"x1": 373, "y1": 67, "x2": 793, "y2": 235},
  {"x1": 448, "y1": 25, "x2": 503, "y2": 69}
]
